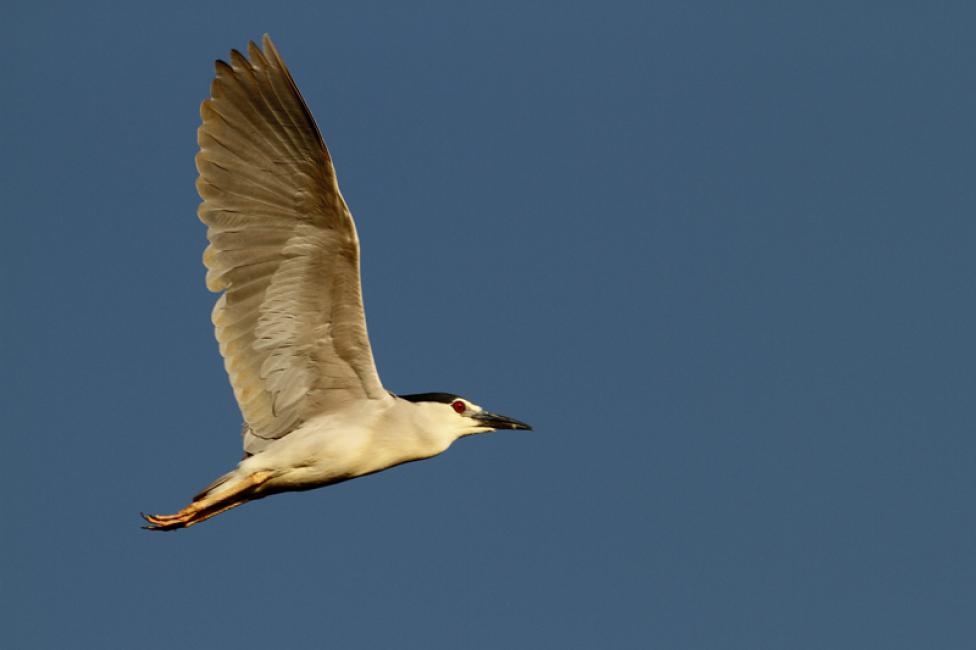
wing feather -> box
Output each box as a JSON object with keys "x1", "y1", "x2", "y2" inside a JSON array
[{"x1": 196, "y1": 35, "x2": 386, "y2": 452}]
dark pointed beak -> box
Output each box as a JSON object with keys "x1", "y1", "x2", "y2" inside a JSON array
[{"x1": 473, "y1": 410, "x2": 533, "y2": 431}]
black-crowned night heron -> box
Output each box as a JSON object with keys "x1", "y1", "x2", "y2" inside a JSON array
[{"x1": 142, "y1": 36, "x2": 531, "y2": 531}]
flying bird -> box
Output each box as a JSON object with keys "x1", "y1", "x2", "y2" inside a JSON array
[{"x1": 142, "y1": 35, "x2": 531, "y2": 531}]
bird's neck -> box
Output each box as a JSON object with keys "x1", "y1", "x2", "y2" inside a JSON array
[{"x1": 385, "y1": 400, "x2": 459, "y2": 459}]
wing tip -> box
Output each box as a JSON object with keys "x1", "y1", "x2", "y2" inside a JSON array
[{"x1": 229, "y1": 48, "x2": 250, "y2": 70}]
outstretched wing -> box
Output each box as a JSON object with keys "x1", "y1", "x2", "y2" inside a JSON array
[{"x1": 196, "y1": 35, "x2": 386, "y2": 452}]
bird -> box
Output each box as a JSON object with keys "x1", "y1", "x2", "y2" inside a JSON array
[{"x1": 141, "y1": 35, "x2": 531, "y2": 531}]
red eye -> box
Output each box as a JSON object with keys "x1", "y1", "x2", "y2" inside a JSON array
[{"x1": 452, "y1": 400, "x2": 466, "y2": 414}]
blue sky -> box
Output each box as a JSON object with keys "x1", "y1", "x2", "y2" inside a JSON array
[{"x1": 3, "y1": 2, "x2": 975, "y2": 648}]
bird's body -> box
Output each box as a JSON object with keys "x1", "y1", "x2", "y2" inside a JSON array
[
  {"x1": 224, "y1": 398, "x2": 466, "y2": 496},
  {"x1": 142, "y1": 36, "x2": 529, "y2": 531}
]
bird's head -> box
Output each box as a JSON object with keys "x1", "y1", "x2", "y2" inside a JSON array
[{"x1": 398, "y1": 392, "x2": 532, "y2": 439}]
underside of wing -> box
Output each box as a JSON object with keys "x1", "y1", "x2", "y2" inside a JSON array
[{"x1": 196, "y1": 35, "x2": 386, "y2": 452}]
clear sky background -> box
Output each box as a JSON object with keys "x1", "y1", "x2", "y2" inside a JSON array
[{"x1": 3, "y1": 1, "x2": 974, "y2": 648}]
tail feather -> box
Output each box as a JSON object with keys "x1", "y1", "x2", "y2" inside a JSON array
[{"x1": 192, "y1": 470, "x2": 238, "y2": 502}]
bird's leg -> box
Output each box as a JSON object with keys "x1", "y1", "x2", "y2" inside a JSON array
[
  {"x1": 142, "y1": 491, "x2": 230, "y2": 523},
  {"x1": 141, "y1": 474, "x2": 267, "y2": 529},
  {"x1": 175, "y1": 497, "x2": 251, "y2": 529},
  {"x1": 142, "y1": 471, "x2": 272, "y2": 531}
]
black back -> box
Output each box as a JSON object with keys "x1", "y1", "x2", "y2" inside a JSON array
[{"x1": 397, "y1": 392, "x2": 460, "y2": 404}]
